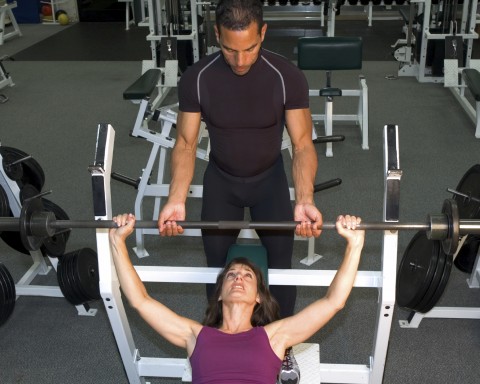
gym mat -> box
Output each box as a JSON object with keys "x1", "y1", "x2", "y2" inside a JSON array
[{"x1": 11, "y1": 22, "x2": 150, "y2": 61}]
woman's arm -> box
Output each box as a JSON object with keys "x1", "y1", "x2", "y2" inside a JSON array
[
  {"x1": 265, "y1": 215, "x2": 365, "y2": 353},
  {"x1": 109, "y1": 214, "x2": 202, "y2": 354}
]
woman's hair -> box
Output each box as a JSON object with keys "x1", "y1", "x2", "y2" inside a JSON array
[
  {"x1": 203, "y1": 257, "x2": 280, "y2": 327},
  {"x1": 215, "y1": 0, "x2": 264, "y2": 33}
]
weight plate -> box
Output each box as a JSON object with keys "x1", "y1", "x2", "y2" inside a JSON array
[
  {"x1": 68, "y1": 250, "x2": 90, "y2": 304},
  {"x1": 57, "y1": 253, "x2": 83, "y2": 305},
  {"x1": 0, "y1": 186, "x2": 9, "y2": 219},
  {"x1": 19, "y1": 184, "x2": 40, "y2": 204},
  {"x1": 2, "y1": 152, "x2": 23, "y2": 181},
  {"x1": 396, "y1": 231, "x2": 440, "y2": 310},
  {"x1": 0, "y1": 264, "x2": 8, "y2": 325},
  {"x1": 411, "y1": 244, "x2": 447, "y2": 313},
  {"x1": 441, "y1": 199, "x2": 459, "y2": 256},
  {"x1": 65, "y1": 250, "x2": 86, "y2": 305},
  {"x1": 40, "y1": 198, "x2": 71, "y2": 257},
  {"x1": 0, "y1": 263, "x2": 16, "y2": 327},
  {"x1": 0, "y1": 147, "x2": 45, "y2": 191},
  {"x1": 19, "y1": 197, "x2": 44, "y2": 251},
  {"x1": 454, "y1": 235, "x2": 480, "y2": 273},
  {"x1": 417, "y1": 251, "x2": 453, "y2": 313},
  {"x1": 454, "y1": 164, "x2": 480, "y2": 219},
  {"x1": 73, "y1": 248, "x2": 101, "y2": 301}
]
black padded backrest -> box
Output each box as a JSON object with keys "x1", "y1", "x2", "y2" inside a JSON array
[{"x1": 297, "y1": 36, "x2": 363, "y2": 71}]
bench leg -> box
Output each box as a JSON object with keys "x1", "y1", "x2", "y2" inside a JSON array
[
  {"x1": 359, "y1": 77, "x2": 369, "y2": 150},
  {"x1": 475, "y1": 101, "x2": 480, "y2": 139},
  {"x1": 324, "y1": 98, "x2": 333, "y2": 157}
]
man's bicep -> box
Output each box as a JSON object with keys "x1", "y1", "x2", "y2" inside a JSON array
[{"x1": 285, "y1": 108, "x2": 314, "y2": 149}]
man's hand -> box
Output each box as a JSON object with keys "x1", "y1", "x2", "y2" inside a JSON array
[
  {"x1": 157, "y1": 202, "x2": 186, "y2": 236},
  {"x1": 294, "y1": 203, "x2": 323, "y2": 237}
]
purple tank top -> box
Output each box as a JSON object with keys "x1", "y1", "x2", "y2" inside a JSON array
[{"x1": 189, "y1": 326, "x2": 282, "y2": 383}]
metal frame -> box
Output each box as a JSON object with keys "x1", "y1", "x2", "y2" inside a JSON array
[
  {"x1": 91, "y1": 123, "x2": 400, "y2": 383},
  {"x1": 0, "y1": 1, "x2": 21, "y2": 46},
  {"x1": 310, "y1": 77, "x2": 369, "y2": 157}
]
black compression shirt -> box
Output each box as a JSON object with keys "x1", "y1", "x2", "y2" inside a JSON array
[{"x1": 178, "y1": 49, "x2": 309, "y2": 177}]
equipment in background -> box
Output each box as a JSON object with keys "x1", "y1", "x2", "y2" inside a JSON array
[{"x1": 0, "y1": 55, "x2": 14, "y2": 103}]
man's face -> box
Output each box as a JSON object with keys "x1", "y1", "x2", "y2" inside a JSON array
[{"x1": 215, "y1": 22, "x2": 267, "y2": 76}]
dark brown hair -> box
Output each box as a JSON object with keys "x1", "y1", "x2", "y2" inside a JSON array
[
  {"x1": 203, "y1": 257, "x2": 280, "y2": 327},
  {"x1": 215, "y1": 0, "x2": 264, "y2": 33}
]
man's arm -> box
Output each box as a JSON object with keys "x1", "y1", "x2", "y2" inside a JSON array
[
  {"x1": 158, "y1": 111, "x2": 202, "y2": 235},
  {"x1": 285, "y1": 108, "x2": 322, "y2": 237}
]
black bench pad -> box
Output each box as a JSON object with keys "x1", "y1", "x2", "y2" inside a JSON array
[
  {"x1": 297, "y1": 36, "x2": 363, "y2": 71},
  {"x1": 123, "y1": 69, "x2": 161, "y2": 100},
  {"x1": 463, "y1": 68, "x2": 480, "y2": 101}
]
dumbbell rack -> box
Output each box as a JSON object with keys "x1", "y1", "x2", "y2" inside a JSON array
[
  {"x1": 0, "y1": 148, "x2": 95, "y2": 317},
  {"x1": 92, "y1": 123, "x2": 400, "y2": 384},
  {"x1": 127, "y1": 105, "x2": 325, "y2": 266}
]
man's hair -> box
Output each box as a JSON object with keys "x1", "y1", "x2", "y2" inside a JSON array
[
  {"x1": 215, "y1": 0, "x2": 264, "y2": 33},
  {"x1": 203, "y1": 257, "x2": 280, "y2": 327}
]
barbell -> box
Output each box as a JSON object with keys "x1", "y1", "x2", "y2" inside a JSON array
[{"x1": 1, "y1": 197, "x2": 480, "y2": 256}]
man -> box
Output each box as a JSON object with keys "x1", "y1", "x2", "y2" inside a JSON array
[{"x1": 158, "y1": 1, "x2": 323, "y2": 381}]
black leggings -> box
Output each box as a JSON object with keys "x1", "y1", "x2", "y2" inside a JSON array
[{"x1": 201, "y1": 156, "x2": 296, "y2": 318}]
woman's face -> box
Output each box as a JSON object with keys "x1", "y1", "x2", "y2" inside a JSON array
[{"x1": 219, "y1": 263, "x2": 260, "y2": 305}]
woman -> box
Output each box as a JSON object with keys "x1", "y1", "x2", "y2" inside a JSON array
[{"x1": 110, "y1": 213, "x2": 364, "y2": 383}]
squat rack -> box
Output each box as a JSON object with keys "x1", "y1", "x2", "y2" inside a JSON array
[{"x1": 91, "y1": 123, "x2": 400, "y2": 383}]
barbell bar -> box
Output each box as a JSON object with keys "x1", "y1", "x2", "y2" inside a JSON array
[{"x1": 1, "y1": 197, "x2": 479, "y2": 256}]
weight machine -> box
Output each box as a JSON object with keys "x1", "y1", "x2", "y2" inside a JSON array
[
  {"x1": 90, "y1": 122, "x2": 400, "y2": 383},
  {"x1": 394, "y1": 0, "x2": 478, "y2": 83}
]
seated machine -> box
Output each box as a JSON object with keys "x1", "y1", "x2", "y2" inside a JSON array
[{"x1": 297, "y1": 36, "x2": 369, "y2": 156}]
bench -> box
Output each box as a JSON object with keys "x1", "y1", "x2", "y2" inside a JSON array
[{"x1": 297, "y1": 36, "x2": 369, "y2": 157}]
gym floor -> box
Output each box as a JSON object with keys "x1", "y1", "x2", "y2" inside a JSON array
[{"x1": 1, "y1": 5, "x2": 480, "y2": 384}]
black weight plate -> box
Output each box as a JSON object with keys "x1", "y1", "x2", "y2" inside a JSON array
[
  {"x1": 57, "y1": 258, "x2": 71, "y2": 303},
  {"x1": 40, "y1": 198, "x2": 71, "y2": 257},
  {"x1": 0, "y1": 185, "x2": 9, "y2": 218},
  {"x1": 396, "y1": 231, "x2": 440, "y2": 310},
  {"x1": 417, "y1": 251, "x2": 454, "y2": 313},
  {"x1": 0, "y1": 263, "x2": 16, "y2": 326},
  {"x1": 73, "y1": 248, "x2": 100, "y2": 301},
  {"x1": 411, "y1": 244, "x2": 447, "y2": 313},
  {"x1": 19, "y1": 184, "x2": 40, "y2": 204},
  {"x1": 68, "y1": 250, "x2": 90, "y2": 304},
  {"x1": 0, "y1": 264, "x2": 8, "y2": 325},
  {"x1": 65, "y1": 250, "x2": 86, "y2": 305},
  {"x1": 0, "y1": 147, "x2": 45, "y2": 191},
  {"x1": 2, "y1": 152, "x2": 23, "y2": 181},
  {"x1": 58, "y1": 253, "x2": 83, "y2": 305},
  {"x1": 454, "y1": 235, "x2": 480, "y2": 273},
  {"x1": 0, "y1": 212, "x2": 30, "y2": 255},
  {"x1": 453, "y1": 164, "x2": 480, "y2": 219}
]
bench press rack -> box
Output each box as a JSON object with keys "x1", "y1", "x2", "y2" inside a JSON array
[
  {"x1": 91, "y1": 122, "x2": 400, "y2": 383},
  {"x1": 0, "y1": 148, "x2": 96, "y2": 317}
]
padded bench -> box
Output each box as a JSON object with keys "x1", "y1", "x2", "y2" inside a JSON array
[
  {"x1": 297, "y1": 36, "x2": 368, "y2": 156},
  {"x1": 123, "y1": 68, "x2": 161, "y2": 101}
]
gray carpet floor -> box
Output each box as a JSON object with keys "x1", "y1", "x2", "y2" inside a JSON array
[{"x1": 1, "y1": 17, "x2": 480, "y2": 384}]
